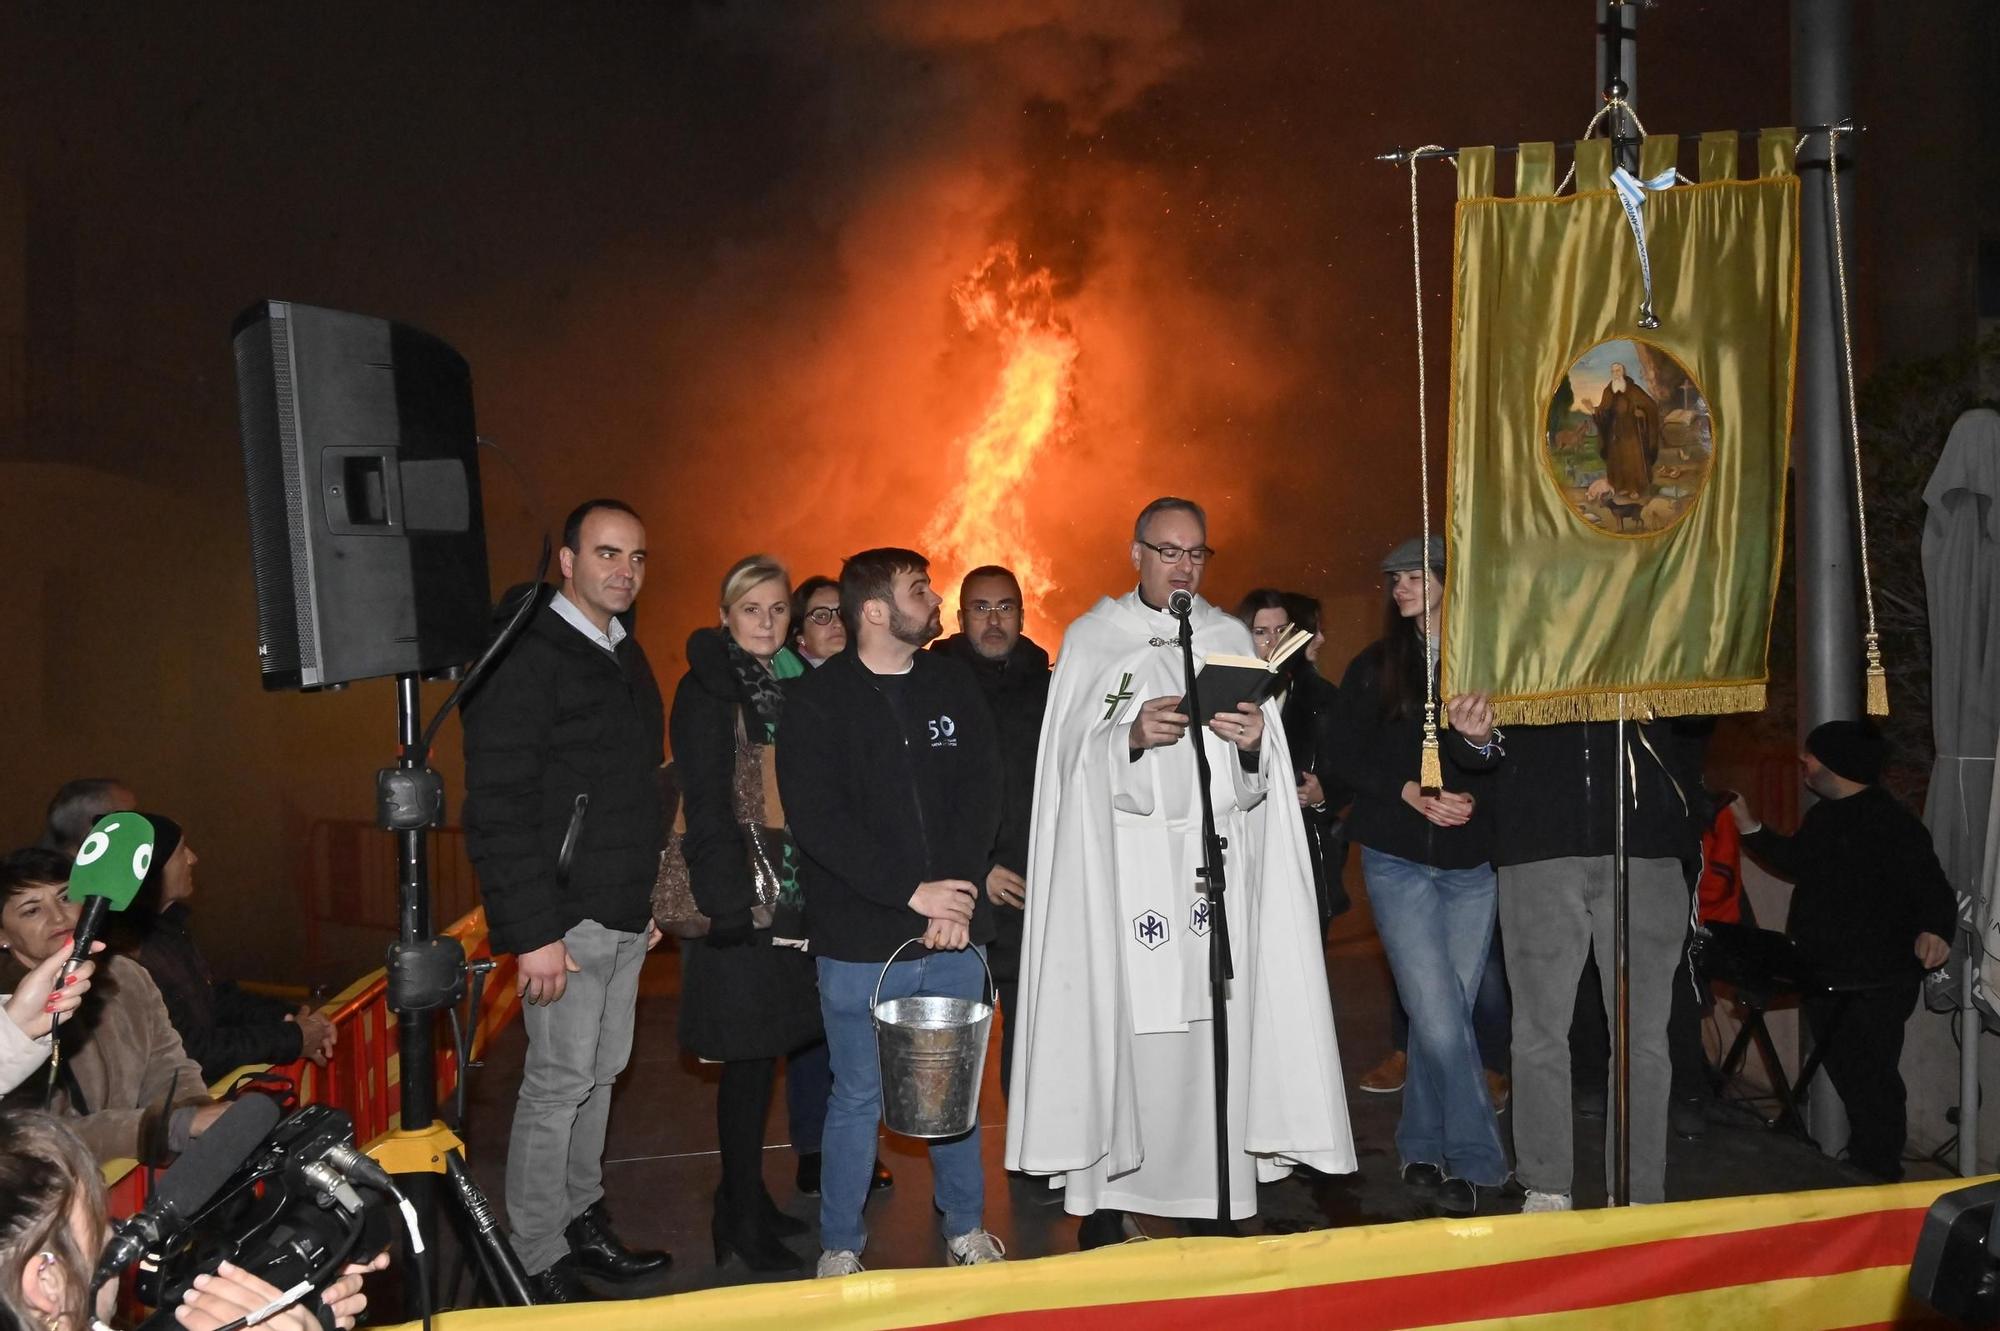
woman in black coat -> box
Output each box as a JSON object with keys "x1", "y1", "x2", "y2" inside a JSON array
[{"x1": 671, "y1": 554, "x2": 823, "y2": 1272}]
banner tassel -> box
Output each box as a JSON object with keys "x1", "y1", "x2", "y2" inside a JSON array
[
  {"x1": 1865, "y1": 633, "x2": 1889, "y2": 717},
  {"x1": 1419, "y1": 724, "x2": 1444, "y2": 792}
]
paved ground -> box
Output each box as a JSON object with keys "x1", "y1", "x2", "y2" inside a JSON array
[{"x1": 439, "y1": 902, "x2": 1935, "y2": 1303}]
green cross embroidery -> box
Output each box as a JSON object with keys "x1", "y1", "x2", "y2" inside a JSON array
[{"x1": 1103, "y1": 671, "x2": 1135, "y2": 721}]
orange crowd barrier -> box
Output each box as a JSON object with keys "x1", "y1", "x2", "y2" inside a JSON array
[{"x1": 103, "y1": 905, "x2": 519, "y2": 1214}]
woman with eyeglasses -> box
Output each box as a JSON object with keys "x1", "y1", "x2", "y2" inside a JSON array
[
  {"x1": 789, "y1": 576, "x2": 846, "y2": 667},
  {"x1": 776, "y1": 575, "x2": 892, "y2": 1204},
  {"x1": 670, "y1": 556, "x2": 826, "y2": 1273},
  {"x1": 1323, "y1": 536, "x2": 1506, "y2": 1217}
]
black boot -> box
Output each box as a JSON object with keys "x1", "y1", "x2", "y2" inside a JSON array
[
  {"x1": 761, "y1": 1189, "x2": 810, "y2": 1239},
  {"x1": 564, "y1": 1202, "x2": 671, "y2": 1280},
  {"x1": 1078, "y1": 1208, "x2": 1128, "y2": 1250},
  {"x1": 527, "y1": 1259, "x2": 590, "y2": 1304},
  {"x1": 713, "y1": 1190, "x2": 805, "y2": 1273},
  {"x1": 795, "y1": 1151, "x2": 821, "y2": 1197},
  {"x1": 871, "y1": 1157, "x2": 894, "y2": 1192}
]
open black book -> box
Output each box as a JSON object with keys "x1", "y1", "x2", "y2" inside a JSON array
[{"x1": 1191, "y1": 625, "x2": 1313, "y2": 718}]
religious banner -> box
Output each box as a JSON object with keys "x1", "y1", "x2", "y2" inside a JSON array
[{"x1": 1442, "y1": 131, "x2": 1800, "y2": 722}]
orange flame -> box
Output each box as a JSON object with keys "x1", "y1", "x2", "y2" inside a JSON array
[{"x1": 922, "y1": 244, "x2": 1078, "y2": 621}]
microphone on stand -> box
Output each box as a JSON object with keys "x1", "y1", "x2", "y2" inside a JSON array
[{"x1": 1168, "y1": 589, "x2": 1194, "y2": 619}]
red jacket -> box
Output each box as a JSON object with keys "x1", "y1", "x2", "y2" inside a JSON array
[{"x1": 1698, "y1": 806, "x2": 1743, "y2": 925}]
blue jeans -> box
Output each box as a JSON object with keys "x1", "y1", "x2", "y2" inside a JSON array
[
  {"x1": 1363, "y1": 848, "x2": 1508, "y2": 1186},
  {"x1": 1391, "y1": 922, "x2": 1512, "y2": 1073},
  {"x1": 816, "y1": 948, "x2": 987, "y2": 1253}
]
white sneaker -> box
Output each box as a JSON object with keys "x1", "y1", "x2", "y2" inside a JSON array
[
  {"x1": 816, "y1": 1249, "x2": 865, "y2": 1277},
  {"x1": 946, "y1": 1230, "x2": 1007, "y2": 1265},
  {"x1": 1521, "y1": 1190, "x2": 1573, "y2": 1213}
]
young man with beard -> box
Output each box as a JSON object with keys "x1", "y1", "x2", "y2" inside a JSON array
[
  {"x1": 1005, "y1": 498, "x2": 1354, "y2": 1246},
  {"x1": 930, "y1": 565, "x2": 1052, "y2": 1097},
  {"x1": 777, "y1": 547, "x2": 1006, "y2": 1277}
]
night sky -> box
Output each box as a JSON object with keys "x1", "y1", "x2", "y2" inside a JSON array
[{"x1": 7, "y1": 0, "x2": 1984, "y2": 980}]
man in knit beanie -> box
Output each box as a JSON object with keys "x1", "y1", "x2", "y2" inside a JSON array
[{"x1": 1730, "y1": 719, "x2": 1957, "y2": 1179}]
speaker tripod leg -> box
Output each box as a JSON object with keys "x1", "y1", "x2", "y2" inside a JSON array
[{"x1": 442, "y1": 1150, "x2": 535, "y2": 1305}]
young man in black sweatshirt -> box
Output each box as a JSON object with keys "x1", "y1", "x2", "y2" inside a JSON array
[
  {"x1": 1731, "y1": 719, "x2": 1956, "y2": 1181},
  {"x1": 776, "y1": 547, "x2": 1005, "y2": 1278}
]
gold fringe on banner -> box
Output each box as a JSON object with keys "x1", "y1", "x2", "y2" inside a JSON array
[{"x1": 1492, "y1": 684, "x2": 1767, "y2": 727}]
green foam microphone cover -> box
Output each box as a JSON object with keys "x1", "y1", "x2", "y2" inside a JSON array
[{"x1": 67, "y1": 811, "x2": 154, "y2": 910}]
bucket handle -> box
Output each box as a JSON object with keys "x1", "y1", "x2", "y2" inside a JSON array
[{"x1": 871, "y1": 937, "x2": 996, "y2": 1015}]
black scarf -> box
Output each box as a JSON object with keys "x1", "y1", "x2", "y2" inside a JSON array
[{"x1": 723, "y1": 635, "x2": 786, "y2": 740}]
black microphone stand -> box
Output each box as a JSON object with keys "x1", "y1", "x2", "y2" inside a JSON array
[{"x1": 1173, "y1": 599, "x2": 1234, "y2": 1226}]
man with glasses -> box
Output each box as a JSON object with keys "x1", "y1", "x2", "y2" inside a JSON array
[
  {"x1": 930, "y1": 566, "x2": 1052, "y2": 1099},
  {"x1": 1004, "y1": 498, "x2": 1354, "y2": 1246}
]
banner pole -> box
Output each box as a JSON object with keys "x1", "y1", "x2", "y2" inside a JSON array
[{"x1": 1613, "y1": 694, "x2": 1631, "y2": 1207}]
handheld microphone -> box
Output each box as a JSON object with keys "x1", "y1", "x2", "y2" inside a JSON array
[
  {"x1": 1167, "y1": 589, "x2": 1194, "y2": 618},
  {"x1": 64, "y1": 812, "x2": 154, "y2": 974},
  {"x1": 95, "y1": 1093, "x2": 284, "y2": 1286}
]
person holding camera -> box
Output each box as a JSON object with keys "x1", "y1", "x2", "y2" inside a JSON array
[{"x1": 0, "y1": 1108, "x2": 378, "y2": 1331}]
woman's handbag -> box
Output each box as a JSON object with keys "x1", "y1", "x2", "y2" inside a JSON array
[{"x1": 653, "y1": 711, "x2": 790, "y2": 939}]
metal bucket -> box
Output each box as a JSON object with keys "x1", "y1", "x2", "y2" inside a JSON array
[{"x1": 872, "y1": 938, "x2": 995, "y2": 1139}]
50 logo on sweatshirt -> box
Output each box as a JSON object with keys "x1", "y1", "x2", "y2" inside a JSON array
[{"x1": 926, "y1": 715, "x2": 958, "y2": 748}]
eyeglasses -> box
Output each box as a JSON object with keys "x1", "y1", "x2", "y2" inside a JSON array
[
  {"x1": 1137, "y1": 540, "x2": 1215, "y2": 565},
  {"x1": 968, "y1": 600, "x2": 1020, "y2": 618},
  {"x1": 802, "y1": 606, "x2": 841, "y2": 626}
]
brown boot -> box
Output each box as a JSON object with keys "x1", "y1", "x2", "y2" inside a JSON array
[
  {"x1": 1485, "y1": 1069, "x2": 1510, "y2": 1113},
  {"x1": 1358, "y1": 1050, "x2": 1407, "y2": 1094}
]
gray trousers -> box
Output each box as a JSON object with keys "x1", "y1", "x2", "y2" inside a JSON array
[
  {"x1": 506, "y1": 919, "x2": 648, "y2": 1273},
  {"x1": 1497, "y1": 855, "x2": 1686, "y2": 1204}
]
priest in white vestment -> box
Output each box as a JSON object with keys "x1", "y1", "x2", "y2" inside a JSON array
[{"x1": 1004, "y1": 497, "x2": 1355, "y2": 1244}]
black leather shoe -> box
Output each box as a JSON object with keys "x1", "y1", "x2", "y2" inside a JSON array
[
  {"x1": 1438, "y1": 1178, "x2": 1478, "y2": 1216},
  {"x1": 564, "y1": 1202, "x2": 671, "y2": 1280},
  {"x1": 527, "y1": 1261, "x2": 590, "y2": 1304},
  {"x1": 713, "y1": 1194, "x2": 804, "y2": 1274},
  {"x1": 870, "y1": 1157, "x2": 894, "y2": 1192},
  {"x1": 1078, "y1": 1208, "x2": 1128, "y2": 1250},
  {"x1": 1401, "y1": 1161, "x2": 1444, "y2": 1191},
  {"x1": 795, "y1": 1151, "x2": 822, "y2": 1197}
]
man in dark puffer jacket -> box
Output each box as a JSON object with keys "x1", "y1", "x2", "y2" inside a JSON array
[{"x1": 463, "y1": 499, "x2": 669, "y2": 1301}]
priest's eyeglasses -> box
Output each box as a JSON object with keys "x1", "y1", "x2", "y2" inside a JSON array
[
  {"x1": 802, "y1": 606, "x2": 841, "y2": 626},
  {"x1": 1137, "y1": 540, "x2": 1215, "y2": 565},
  {"x1": 969, "y1": 600, "x2": 1021, "y2": 619}
]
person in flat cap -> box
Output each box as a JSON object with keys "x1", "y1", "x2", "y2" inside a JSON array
[
  {"x1": 1731, "y1": 720, "x2": 1957, "y2": 1180},
  {"x1": 113, "y1": 812, "x2": 338, "y2": 1082},
  {"x1": 1322, "y1": 535, "x2": 1506, "y2": 1215}
]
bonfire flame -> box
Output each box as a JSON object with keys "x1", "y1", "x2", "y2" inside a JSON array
[{"x1": 922, "y1": 243, "x2": 1078, "y2": 621}]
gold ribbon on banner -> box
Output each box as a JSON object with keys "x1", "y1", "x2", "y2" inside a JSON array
[{"x1": 1442, "y1": 131, "x2": 1800, "y2": 724}]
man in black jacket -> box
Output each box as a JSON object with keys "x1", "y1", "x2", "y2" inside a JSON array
[
  {"x1": 463, "y1": 499, "x2": 669, "y2": 1300},
  {"x1": 1732, "y1": 720, "x2": 1955, "y2": 1180},
  {"x1": 1491, "y1": 718, "x2": 1706, "y2": 1211},
  {"x1": 778, "y1": 547, "x2": 1006, "y2": 1278},
  {"x1": 929, "y1": 564, "x2": 1050, "y2": 1100}
]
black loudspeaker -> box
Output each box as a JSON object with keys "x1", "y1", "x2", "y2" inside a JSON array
[{"x1": 232, "y1": 301, "x2": 491, "y2": 691}]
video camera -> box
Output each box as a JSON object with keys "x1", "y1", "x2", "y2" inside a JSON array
[{"x1": 103, "y1": 1101, "x2": 401, "y2": 1330}]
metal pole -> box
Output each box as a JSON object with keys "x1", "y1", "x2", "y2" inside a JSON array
[
  {"x1": 394, "y1": 675, "x2": 439, "y2": 1304},
  {"x1": 1792, "y1": 0, "x2": 1862, "y2": 1159},
  {"x1": 1597, "y1": 0, "x2": 1638, "y2": 1211},
  {"x1": 1613, "y1": 699, "x2": 1631, "y2": 1206},
  {"x1": 1596, "y1": 1, "x2": 1640, "y2": 172}
]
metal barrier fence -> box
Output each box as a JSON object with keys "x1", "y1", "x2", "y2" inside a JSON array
[{"x1": 104, "y1": 905, "x2": 520, "y2": 1213}]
